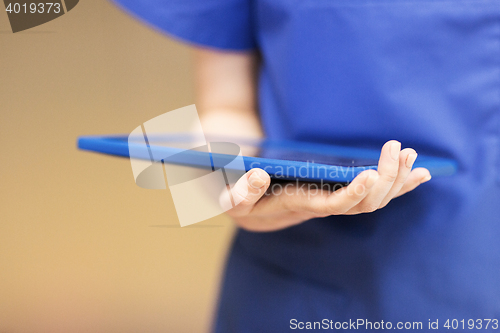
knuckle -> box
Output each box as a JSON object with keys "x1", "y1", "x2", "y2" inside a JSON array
[
  {"x1": 315, "y1": 196, "x2": 338, "y2": 216},
  {"x1": 381, "y1": 171, "x2": 398, "y2": 183},
  {"x1": 325, "y1": 203, "x2": 346, "y2": 216},
  {"x1": 303, "y1": 200, "x2": 321, "y2": 214},
  {"x1": 350, "y1": 183, "x2": 369, "y2": 196},
  {"x1": 232, "y1": 189, "x2": 254, "y2": 207},
  {"x1": 328, "y1": 207, "x2": 345, "y2": 216},
  {"x1": 393, "y1": 177, "x2": 407, "y2": 187}
]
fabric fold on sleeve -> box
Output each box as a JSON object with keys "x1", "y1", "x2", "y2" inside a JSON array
[{"x1": 111, "y1": 0, "x2": 256, "y2": 51}]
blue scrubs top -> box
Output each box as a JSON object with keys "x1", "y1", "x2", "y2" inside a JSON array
[{"x1": 113, "y1": 0, "x2": 500, "y2": 331}]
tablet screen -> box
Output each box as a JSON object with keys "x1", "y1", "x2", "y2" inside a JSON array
[
  {"x1": 126, "y1": 135, "x2": 379, "y2": 167},
  {"x1": 78, "y1": 134, "x2": 458, "y2": 180}
]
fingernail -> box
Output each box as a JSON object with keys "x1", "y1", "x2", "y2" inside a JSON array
[
  {"x1": 365, "y1": 173, "x2": 379, "y2": 188},
  {"x1": 390, "y1": 141, "x2": 401, "y2": 161},
  {"x1": 421, "y1": 175, "x2": 432, "y2": 183},
  {"x1": 406, "y1": 153, "x2": 418, "y2": 168},
  {"x1": 249, "y1": 171, "x2": 266, "y2": 189}
]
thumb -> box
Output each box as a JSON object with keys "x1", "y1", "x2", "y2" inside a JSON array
[{"x1": 222, "y1": 168, "x2": 271, "y2": 217}]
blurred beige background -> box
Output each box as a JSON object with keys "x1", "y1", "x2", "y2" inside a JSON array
[{"x1": 0, "y1": 1, "x2": 235, "y2": 332}]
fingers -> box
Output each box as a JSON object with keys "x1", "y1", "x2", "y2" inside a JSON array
[
  {"x1": 224, "y1": 144, "x2": 431, "y2": 228},
  {"x1": 249, "y1": 169, "x2": 378, "y2": 217},
  {"x1": 318, "y1": 170, "x2": 379, "y2": 215},
  {"x1": 394, "y1": 167, "x2": 431, "y2": 198},
  {"x1": 378, "y1": 148, "x2": 417, "y2": 208},
  {"x1": 224, "y1": 168, "x2": 271, "y2": 217},
  {"x1": 353, "y1": 140, "x2": 401, "y2": 213}
]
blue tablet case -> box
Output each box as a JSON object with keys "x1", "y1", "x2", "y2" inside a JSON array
[{"x1": 77, "y1": 135, "x2": 457, "y2": 183}]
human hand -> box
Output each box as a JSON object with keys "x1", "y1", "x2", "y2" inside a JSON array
[{"x1": 222, "y1": 140, "x2": 432, "y2": 232}]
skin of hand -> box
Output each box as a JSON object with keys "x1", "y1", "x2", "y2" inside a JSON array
[
  {"x1": 194, "y1": 47, "x2": 431, "y2": 232},
  {"x1": 223, "y1": 140, "x2": 431, "y2": 232}
]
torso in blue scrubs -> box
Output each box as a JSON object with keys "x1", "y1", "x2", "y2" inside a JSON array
[{"x1": 114, "y1": 0, "x2": 500, "y2": 331}]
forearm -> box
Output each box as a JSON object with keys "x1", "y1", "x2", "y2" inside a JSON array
[
  {"x1": 194, "y1": 47, "x2": 262, "y2": 139},
  {"x1": 198, "y1": 108, "x2": 263, "y2": 138}
]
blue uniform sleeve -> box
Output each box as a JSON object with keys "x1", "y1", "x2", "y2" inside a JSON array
[{"x1": 111, "y1": 0, "x2": 255, "y2": 51}]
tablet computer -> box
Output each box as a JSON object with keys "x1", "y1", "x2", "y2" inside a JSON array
[{"x1": 77, "y1": 134, "x2": 457, "y2": 183}]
